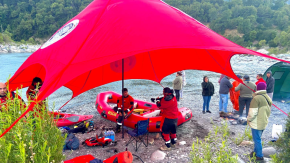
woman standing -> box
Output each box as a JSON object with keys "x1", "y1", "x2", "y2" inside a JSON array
[
  {"x1": 201, "y1": 76, "x2": 214, "y2": 114},
  {"x1": 180, "y1": 71, "x2": 186, "y2": 99}
]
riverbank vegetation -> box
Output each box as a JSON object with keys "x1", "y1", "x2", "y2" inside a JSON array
[
  {"x1": 0, "y1": 90, "x2": 65, "y2": 162},
  {"x1": 1, "y1": 0, "x2": 290, "y2": 52}
]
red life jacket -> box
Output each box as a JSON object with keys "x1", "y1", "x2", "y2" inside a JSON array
[
  {"x1": 117, "y1": 95, "x2": 134, "y2": 111},
  {"x1": 157, "y1": 95, "x2": 179, "y2": 119}
]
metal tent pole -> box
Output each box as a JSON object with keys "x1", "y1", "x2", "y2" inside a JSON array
[{"x1": 122, "y1": 59, "x2": 125, "y2": 139}]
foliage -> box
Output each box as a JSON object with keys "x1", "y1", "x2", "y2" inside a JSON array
[
  {"x1": 1, "y1": 0, "x2": 290, "y2": 48},
  {"x1": 271, "y1": 112, "x2": 290, "y2": 162},
  {"x1": 0, "y1": 89, "x2": 66, "y2": 163},
  {"x1": 190, "y1": 120, "x2": 238, "y2": 162},
  {"x1": 233, "y1": 126, "x2": 252, "y2": 145}
]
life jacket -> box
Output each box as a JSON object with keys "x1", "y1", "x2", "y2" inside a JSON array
[{"x1": 117, "y1": 95, "x2": 134, "y2": 114}]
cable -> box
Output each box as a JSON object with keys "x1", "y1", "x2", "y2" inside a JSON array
[{"x1": 132, "y1": 154, "x2": 144, "y2": 163}]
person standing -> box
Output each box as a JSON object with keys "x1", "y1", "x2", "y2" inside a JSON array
[
  {"x1": 116, "y1": 88, "x2": 134, "y2": 133},
  {"x1": 173, "y1": 72, "x2": 183, "y2": 102},
  {"x1": 256, "y1": 74, "x2": 266, "y2": 85},
  {"x1": 266, "y1": 71, "x2": 275, "y2": 100},
  {"x1": 218, "y1": 74, "x2": 226, "y2": 85},
  {"x1": 229, "y1": 75, "x2": 242, "y2": 112},
  {"x1": 235, "y1": 75, "x2": 256, "y2": 117},
  {"x1": 156, "y1": 87, "x2": 179, "y2": 151},
  {"x1": 180, "y1": 71, "x2": 186, "y2": 99},
  {"x1": 201, "y1": 76, "x2": 214, "y2": 114},
  {"x1": 26, "y1": 77, "x2": 47, "y2": 111},
  {"x1": 219, "y1": 76, "x2": 233, "y2": 113},
  {"x1": 248, "y1": 82, "x2": 272, "y2": 161}
]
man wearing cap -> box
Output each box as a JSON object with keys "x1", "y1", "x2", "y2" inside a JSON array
[
  {"x1": 155, "y1": 87, "x2": 179, "y2": 151},
  {"x1": 116, "y1": 88, "x2": 134, "y2": 133},
  {"x1": 230, "y1": 75, "x2": 242, "y2": 112},
  {"x1": 266, "y1": 71, "x2": 275, "y2": 100},
  {"x1": 248, "y1": 82, "x2": 272, "y2": 161},
  {"x1": 235, "y1": 75, "x2": 256, "y2": 117}
]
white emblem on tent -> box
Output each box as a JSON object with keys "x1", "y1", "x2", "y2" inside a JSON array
[{"x1": 41, "y1": 19, "x2": 79, "y2": 49}]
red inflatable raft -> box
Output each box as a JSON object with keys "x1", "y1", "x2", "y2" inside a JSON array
[
  {"x1": 51, "y1": 112, "x2": 93, "y2": 127},
  {"x1": 96, "y1": 91, "x2": 192, "y2": 132}
]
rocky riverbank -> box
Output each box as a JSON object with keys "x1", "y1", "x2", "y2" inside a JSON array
[
  {"x1": 0, "y1": 44, "x2": 40, "y2": 53},
  {"x1": 60, "y1": 54, "x2": 290, "y2": 163}
]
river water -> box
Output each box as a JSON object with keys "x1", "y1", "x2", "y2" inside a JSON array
[{"x1": 0, "y1": 52, "x2": 289, "y2": 111}]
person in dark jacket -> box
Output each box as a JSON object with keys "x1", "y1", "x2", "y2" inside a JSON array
[
  {"x1": 155, "y1": 87, "x2": 179, "y2": 151},
  {"x1": 201, "y1": 76, "x2": 214, "y2": 114},
  {"x1": 219, "y1": 76, "x2": 233, "y2": 113},
  {"x1": 266, "y1": 71, "x2": 275, "y2": 100}
]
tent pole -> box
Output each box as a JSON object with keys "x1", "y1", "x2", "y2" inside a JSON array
[{"x1": 122, "y1": 59, "x2": 124, "y2": 139}]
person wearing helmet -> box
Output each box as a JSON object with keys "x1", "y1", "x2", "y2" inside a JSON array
[{"x1": 155, "y1": 87, "x2": 179, "y2": 151}]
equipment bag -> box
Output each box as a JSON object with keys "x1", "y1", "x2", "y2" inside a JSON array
[{"x1": 64, "y1": 133, "x2": 80, "y2": 150}]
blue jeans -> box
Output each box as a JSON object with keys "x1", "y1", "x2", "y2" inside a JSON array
[
  {"x1": 202, "y1": 96, "x2": 211, "y2": 111},
  {"x1": 252, "y1": 128, "x2": 264, "y2": 158},
  {"x1": 219, "y1": 94, "x2": 228, "y2": 113}
]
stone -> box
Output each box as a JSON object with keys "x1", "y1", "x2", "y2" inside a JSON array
[
  {"x1": 155, "y1": 133, "x2": 160, "y2": 139},
  {"x1": 262, "y1": 147, "x2": 277, "y2": 158},
  {"x1": 239, "y1": 141, "x2": 253, "y2": 146},
  {"x1": 148, "y1": 138, "x2": 154, "y2": 145},
  {"x1": 232, "y1": 155, "x2": 245, "y2": 163},
  {"x1": 151, "y1": 150, "x2": 166, "y2": 161},
  {"x1": 179, "y1": 141, "x2": 186, "y2": 145}
]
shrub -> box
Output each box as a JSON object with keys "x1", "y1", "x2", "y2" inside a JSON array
[
  {"x1": 190, "y1": 121, "x2": 238, "y2": 163},
  {"x1": 271, "y1": 113, "x2": 290, "y2": 162},
  {"x1": 0, "y1": 90, "x2": 66, "y2": 163}
]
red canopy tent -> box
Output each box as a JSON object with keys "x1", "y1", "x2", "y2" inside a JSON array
[{"x1": 2, "y1": 0, "x2": 290, "y2": 137}]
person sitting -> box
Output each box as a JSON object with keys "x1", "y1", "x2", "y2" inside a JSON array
[
  {"x1": 116, "y1": 88, "x2": 134, "y2": 133},
  {"x1": 26, "y1": 77, "x2": 46, "y2": 111},
  {"x1": 0, "y1": 82, "x2": 24, "y2": 111}
]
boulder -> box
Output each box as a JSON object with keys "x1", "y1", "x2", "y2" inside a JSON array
[
  {"x1": 262, "y1": 147, "x2": 277, "y2": 158},
  {"x1": 151, "y1": 150, "x2": 166, "y2": 161}
]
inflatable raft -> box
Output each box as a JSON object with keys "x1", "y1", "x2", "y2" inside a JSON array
[
  {"x1": 95, "y1": 91, "x2": 192, "y2": 132},
  {"x1": 51, "y1": 112, "x2": 93, "y2": 127}
]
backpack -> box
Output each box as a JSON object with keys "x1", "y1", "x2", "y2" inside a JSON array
[{"x1": 64, "y1": 133, "x2": 80, "y2": 150}]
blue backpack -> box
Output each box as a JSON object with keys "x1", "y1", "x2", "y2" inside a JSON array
[{"x1": 64, "y1": 133, "x2": 80, "y2": 150}]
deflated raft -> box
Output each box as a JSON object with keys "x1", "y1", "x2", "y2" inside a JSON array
[{"x1": 95, "y1": 91, "x2": 192, "y2": 132}]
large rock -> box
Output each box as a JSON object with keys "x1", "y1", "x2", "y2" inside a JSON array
[
  {"x1": 151, "y1": 150, "x2": 166, "y2": 161},
  {"x1": 262, "y1": 147, "x2": 277, "y2": 158}
]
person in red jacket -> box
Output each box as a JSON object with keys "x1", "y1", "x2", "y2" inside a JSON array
[
  {"x1": 26, "y1": 77, "x2": 47, "y2": 111},
  {"x1": 0, "y1": 82, "x2": 24, "y2": 111},
  {"x1": 156, "y1": 87, "x2": 179, "y2": 151},
  {"x1": 256, "y1": 74, "x2": 266, "y2": 86},
  {"x1": 116, "y1": 88, "x2": 134, "y2": 133}
]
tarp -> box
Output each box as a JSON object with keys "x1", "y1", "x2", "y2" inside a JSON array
[
  {"x1": 2, "y1": 0, "x2": 290, "y2": 137},
  {"x1": 263, "y1": 62, "x2": 290, "y2": 100}
]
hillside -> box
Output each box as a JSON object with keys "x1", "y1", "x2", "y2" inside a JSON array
[{"x1": 1, "y1": 0, "x2": 290, "y2": 52}]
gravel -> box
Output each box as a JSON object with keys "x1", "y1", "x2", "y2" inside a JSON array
[{"x1": 62, "y1": 54, "x2": 290, "y2": 162}]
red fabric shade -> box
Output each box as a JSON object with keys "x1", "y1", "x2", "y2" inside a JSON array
[{"x1": 2, "y1": 0, "x2": 289, "y2": 137}]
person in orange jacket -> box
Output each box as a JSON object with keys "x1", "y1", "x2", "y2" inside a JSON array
[{"x1": 229, "y1": 75, "x2": 242, "y2": 112}]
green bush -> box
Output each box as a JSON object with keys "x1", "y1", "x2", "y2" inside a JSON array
[
  {"x1": 271, "y1": 113, "x2": 290, "y2": 162},
  {"x1": 0, "y1": 90, "x2": 66, "y2": 163},
  {"x1": 190, "y1": 121, "x2": 238, "y2": 163}
]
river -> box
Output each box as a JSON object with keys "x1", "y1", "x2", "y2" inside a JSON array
[{"x1": 0, "y1": 52, "x2": 288, "y2": 111}]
